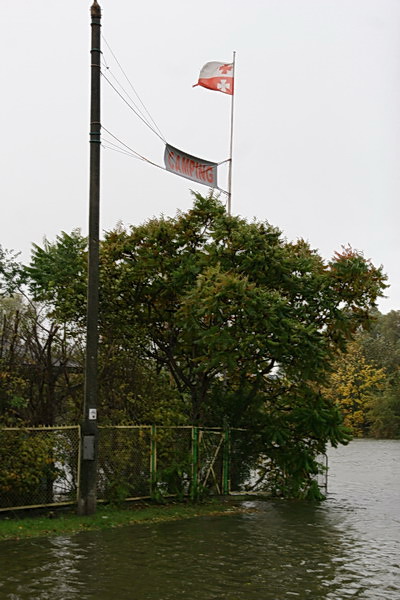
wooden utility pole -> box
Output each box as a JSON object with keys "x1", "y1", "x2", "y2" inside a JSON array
[{"x1": 78, "y1": 0, "x2": 102, "y2": 516}]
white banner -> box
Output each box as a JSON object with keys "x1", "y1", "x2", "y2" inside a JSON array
[{"x1": 164, "y1": 144, "x2": 218, "y2": 188}]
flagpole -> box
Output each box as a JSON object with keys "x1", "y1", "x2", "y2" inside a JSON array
[{"x1": 227, "y1": 51, "x2": 236, "y2": 216}]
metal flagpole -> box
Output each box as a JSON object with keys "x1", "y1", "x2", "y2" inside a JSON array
[{"x1": 227, "y1": 51, "x2": 236, "y2": 216}]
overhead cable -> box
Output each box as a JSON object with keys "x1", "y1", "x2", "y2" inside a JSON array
[
  {"x1": 102, "y1": 126, "x2": 166, "y2": 172},
  {"x1": 101, "y1": 71, "x2": 166, "y2": 143},
  {"x1": 100, "y1": 56, "x2": 167, "y2": 144},
  {"x1": 101, "y1": 35, "x2": 166, "y2": 142},
  {"x1": 101, "y1": 126, "x2": 229, "y2": 196}
]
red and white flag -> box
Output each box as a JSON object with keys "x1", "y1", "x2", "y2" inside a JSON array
[{"x1": 193, "y1": 61, "x2": 234, "y2": 95}]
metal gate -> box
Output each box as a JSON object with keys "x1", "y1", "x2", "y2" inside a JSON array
[{"x1": 197, "y1": 428, "x2": 229, "y2": 495}]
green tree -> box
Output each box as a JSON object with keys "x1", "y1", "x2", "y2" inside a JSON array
[
  {"x1": 0, "y1": 297, "x2": 84, "y2": 425},
  {"x1": 25, "y1": 194, "x2": 387, "y2": 496},
  {"x1": 0, "y1": 245, "x2": 25, "y2": 296},
  {"x1": 1, "y1": 242, "x2": 85, "y2": 425},
  {"x1": 357, "y1": 310, "x2": 400, "y2": 437},
  {"x1": 358, "y1": 311, "x2": 400, "y2": 376},
  {"x1": 368, "y1": 386, "x2": 400, "y2": 438},
  {"x1": 101, "y1": 195, "x2": 385, "y2": 422},
  {"x1": 26, "y1": 230, "x2": 88, "y2": 326},
  {"x1": 26, "y1": 231, "x2": 185, "y2": 425}
]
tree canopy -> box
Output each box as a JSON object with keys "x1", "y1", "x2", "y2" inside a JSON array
[
  {"x1": 0, "y1": 194, "x2": 390, "y2": 498},
  {"x1": 323, "y1": 310, "x2": 400, "y2": 439}
]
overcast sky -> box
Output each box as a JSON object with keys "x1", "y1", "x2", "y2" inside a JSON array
[{"x1": 1, "y1": 0, "x2": 399, "y2": 312}]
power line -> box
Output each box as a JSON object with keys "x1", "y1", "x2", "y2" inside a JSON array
[
  {"x1": 100, "y1": 56, "x2": 167, "y2": 143},
  {"x1": 102, "y1": 126, "x2": 166, "y2": 172},
  {"x1": 99, "y1": 37, "x2": 229, "y2": 197},
  {"x1": 102, "y1": 142, "x2": 142, "y2": 159},
  {"x1": 102, "y1": 126, "x2": 229, "y2": 196},
  {"x1": 101, "y1": 35, "x2": 166, "y2": 142},
  {"x1": 101, "y1": 71, "x2": 166, "y2": 143}
]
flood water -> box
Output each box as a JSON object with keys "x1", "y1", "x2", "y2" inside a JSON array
[{"x1": 1, "y1": 439, "x2": 399, "y2": 599}]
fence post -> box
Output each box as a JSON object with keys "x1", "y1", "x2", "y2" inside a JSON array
[
  {"x1": 191, "y1": 426, "x2": 199, "y2": 500},
  {"x1": 222, "y1": 426, "x2": 231, "y2": 495},
  {"x1": 150, "y1": 425, "x2": 157, "y2": 497},
  {"x1": 76, "y1": 425, "x2": 82, "y2": 503}
]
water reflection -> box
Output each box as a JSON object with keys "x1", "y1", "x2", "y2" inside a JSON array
[
  {"x1": 1, "y1": 536, "x2": 86, "y2": 599},
  {"x1": 0, "y1": 439, "x2": 399, "y2": 600}
]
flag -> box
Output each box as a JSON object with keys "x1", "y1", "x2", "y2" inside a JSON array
[{"x1": 193, "y1": 61, "x2": 234, "y2": 95}]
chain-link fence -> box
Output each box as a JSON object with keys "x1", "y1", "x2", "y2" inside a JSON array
[
  {"x1": 0, "y1": 425, "x2": 230, "y2": 511},
  {"x1": 0, "y1": 426, "x2": 80, "y2": 510},
  {"x1": 97, "y1": 426, "x2": 152, "y2": 502},
  {"x1": 97, "y1": 426, "x2": 229, "y2": 503},
  {"x1": 151, "y1": 426, "x2": 193, "y2": 500},
  {"x1": 0, "y1": 425, "x2": 328, "y2": 511}
]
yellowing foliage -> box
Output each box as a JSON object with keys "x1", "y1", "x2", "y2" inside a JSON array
[{"x1": 324, "y1": 342, "x2": 386, "y2": 436}]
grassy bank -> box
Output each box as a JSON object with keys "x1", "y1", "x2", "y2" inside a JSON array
[{"x1": 0, "y1": 497, "x2": 255, "y2": 542}]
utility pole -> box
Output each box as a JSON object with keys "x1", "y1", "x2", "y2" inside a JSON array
[{"x1": 78, "y1": 0, "x2": 102, "y2": 516}]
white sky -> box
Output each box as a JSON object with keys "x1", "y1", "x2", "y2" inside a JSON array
[{"x1": 1, "y1": 0, "x2": 399, "y2": 313}]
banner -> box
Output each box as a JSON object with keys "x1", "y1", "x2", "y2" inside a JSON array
[{"x1": 164, "y1": 144, "x2": 218, "y2": 188}]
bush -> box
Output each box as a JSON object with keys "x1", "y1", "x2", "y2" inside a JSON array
[{"x1": 0, "y1": 429, "x2": 60, "y2": 507}]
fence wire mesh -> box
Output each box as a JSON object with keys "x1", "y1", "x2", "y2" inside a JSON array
[
  {"x1": 97, "y1": 426, "x2": 152, "y2": 502},
  {"x1": 0, "y1": 425, "x2": 328, "y2": 511},
  {"x1": 153, "y1": 427, "x2": 193, "y2": 499},
  {"x1": 0, "y1": 426, "x2": 80, "y2": 510},
  {"x1": 229, "y1": 428, "x2": 258, "y2": 493}
]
